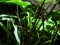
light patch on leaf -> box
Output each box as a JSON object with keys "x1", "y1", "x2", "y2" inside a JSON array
[{"x1": 13, "y1": 24, "x2": 20, "y2": 45}]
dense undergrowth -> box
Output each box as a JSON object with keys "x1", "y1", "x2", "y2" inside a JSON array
[{"x1": 0, "y1": 0, "x2": 60, "y2": 45}]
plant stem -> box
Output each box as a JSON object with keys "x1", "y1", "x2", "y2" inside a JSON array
[{"x1": 49, "y1": 22, "x2": 58, "y2": 45}]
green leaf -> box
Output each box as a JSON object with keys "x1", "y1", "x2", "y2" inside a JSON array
[
  {"x1": 0, "y1": 22, "x2": 9, "y2": 34},
  {"x1": 0, "y1": 0, "x2": 31, "y2": 8},
  {"x1": 18, "y1": 1, "x2": 31, "y2": 8},
  {"x1": 37, "y1": 0, "x2": 51, "y2": 3},
  {"x1": 11, "y1": 0, "x2": 31, "y2": 8},
  {"x1": 46, "y1": 19, "x2": 55, "y2": 27},
  {"x1": 12, "y1": 22, "x2": 20, "y2": 45},
  {"x1": 50, "y1": 11, "x2": 60, "y2": 22},
  {"x1": 36, "y1": 19, "x2": 42, "y2": 30},
  {"x1": 56, "y1": 10, "x2": 60, "y2": 13}
]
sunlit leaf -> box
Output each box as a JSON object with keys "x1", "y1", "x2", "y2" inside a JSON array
[
  {"x1": 12, "y1": 22, "x2": 20, "y2": 45},
  {"x1": 37, "y1": 0, "x2": 51, "y2": 3},
  {"x1": 0, "y1": 0, "x2": 31, "y2": 8},
  {"x1": 36, "y1": 19, "x2": 42, "y2": 30}
]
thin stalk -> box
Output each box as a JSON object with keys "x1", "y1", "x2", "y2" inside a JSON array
[
  {"x1": 34, "y1": 0, "x2": 45, "y2": 18},
  {"x1": 33, "y1": 0, "x2": 45, "y2": 26},
  {"x1": 42, "y1": 17, "x2": 45, "y2": 44},
  {"x1": 46, "y1": 2, "x2": 58, "y2": 20},
  {"x1": 49, "y1": 22, "x2": 58, "y2": 45},
  {"x1": 16, "y1": 5, "x2": 21, "y2": 45},
  {"x1": 36, "y1": 1, "x2": 53, "y2": 25},
  {"x1": 16, "y1": 5, "x2": 21, "y2": 24},
  {"x1": 37, "y1": 1, "x2": 58, "y2": 31}
]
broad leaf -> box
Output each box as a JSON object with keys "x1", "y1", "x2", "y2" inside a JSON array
[{"x1": 0, "y1": 0, "x2": 31, "y2": 8}]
